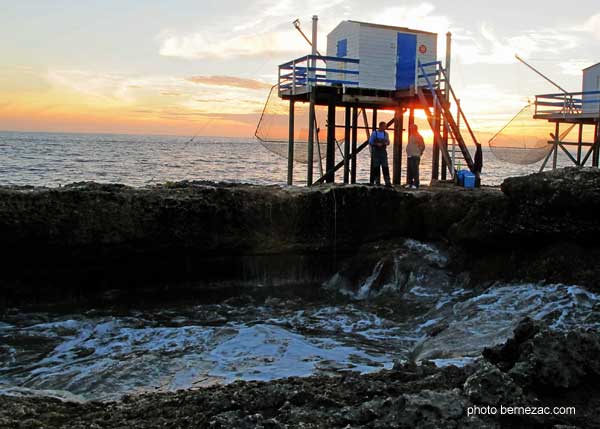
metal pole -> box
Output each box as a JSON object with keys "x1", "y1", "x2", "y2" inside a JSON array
[
  {"x1": 306, "y1": 15, "x2": 318, "y2": 186},
  {"x1": 307, "y1": 90, "x2": 315, "y2": 185},
  {"x1": 310, "y1": 15, "x2": 318, "y2": 84},
  {"x1": 287, "y1": 100, "x2": 295, "y2": 185},
  {"x1": 515, "y1": 54, "x2": 569, "y2": 94},
  {"x1": 444, "y1": 32, "x2": 452, "y2": 179}
]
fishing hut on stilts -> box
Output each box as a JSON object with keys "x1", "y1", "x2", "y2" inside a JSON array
[
  {"x1": 489, "y1": 57, "x2": 600, "y2": 171},
  {"x1": 532, "y1": 61, "x2": 600, "y2": 170},
  {"x1": 256, "y1": 17, "x2": 481, "y2": 186}
]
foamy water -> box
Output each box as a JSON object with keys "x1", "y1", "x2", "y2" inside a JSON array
[
  {"x1": 1, "y1": 241, "x2": 598, "y2": 402},
  {"x1": 0, "y1": 131, "x2": 575, "y2": 187}
]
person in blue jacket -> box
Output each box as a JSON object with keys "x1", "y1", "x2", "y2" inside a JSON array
[{"x1": 369, "y1": 121, "x2": 392, "y2": 187}]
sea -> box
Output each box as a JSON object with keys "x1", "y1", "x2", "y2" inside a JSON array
[{"x1": 0, "y1": 131, "x2": 575, "y2": 187}]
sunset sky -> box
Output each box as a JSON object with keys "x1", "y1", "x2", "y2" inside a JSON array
[{"x1": 1, "y1": 0, "x2": 599, "y2": 137}]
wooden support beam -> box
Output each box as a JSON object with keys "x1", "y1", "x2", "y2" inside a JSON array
[
  {"x1": 577, "y1": 123, "x2": 583, "y2": 165},
  {"x1": 407, "y1": 108, "x2": 415, "y2": 184},
  {"x1": 325, "y1": 99, "x2": 336, "y2": 183},
  {"x1": 594, "y1": 123, "x2": 600, "y2": 168},
  {"x1": 343, "y1": 106, "x2": 351, "y2": 184},
  {"x1": 314, "y1": 118, "x2": 396, "y2": 185},
  {"x1": 287, "y1": 100, "x2": 295, "y2": 185},
  {"x1": 370, "y1": 109, "x2": 378, "y2": 184},
  {"x1": 432, "y1": 104, "x2": 441, "y2": 180},
  {"x1": 351, "y1": 106, "x2": 358, "y2": 184},
  {"x1": 552, "y1": 122, "x2": 559, "y2": 170},
  {"x1": 539, "y1": 143, "x2": 554, "y2": 172},
  {"x1": 393, "y1": 108, "x2": 403, "y2": 185},
  {"x1": 558, "y1": 142, "x2": 578, "y2": 165},
  {"x1": 416, "y1": 88, "x2": 456, "y2": 175}
]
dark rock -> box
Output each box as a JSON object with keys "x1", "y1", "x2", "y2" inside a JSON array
[
  {"x1": 4, "y1": 168, "x2": 600, "y2": 304},
  {"x1": 463, "y1": 361, "x2": 523, "y2": 406}
]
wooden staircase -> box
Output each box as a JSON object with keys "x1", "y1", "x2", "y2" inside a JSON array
[{"x1": 417, "y1": 61, "x2": 478, "y2": 175}]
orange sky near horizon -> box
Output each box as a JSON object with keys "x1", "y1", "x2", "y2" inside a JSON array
[{"x1": 2, "y1": 1, "x2": 599, "y2": 139}]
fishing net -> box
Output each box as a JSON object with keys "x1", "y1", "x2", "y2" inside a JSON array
[
  {"x1": 488, "y1": 103, "x2": 562, "y2": 165},
  {"x1": 256, "y1": 85, "x2": 331, "y2": 164},
  {"x1": 256, "y1": 84, "x2": 426, "y2": 165}
]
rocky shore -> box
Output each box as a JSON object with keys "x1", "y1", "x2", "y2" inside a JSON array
[
  {"x1": 2, "y1": 167, "x2": 600, "y2": 306},
  {"x1": 1, "y1": 318, "x2": 597, "y2": 428},
  {"x1": 2, "y1": 167, "x2": 600, "y2": 428}
]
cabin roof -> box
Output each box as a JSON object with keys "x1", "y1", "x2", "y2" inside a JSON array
[
  {"x1": 345, "y1": 20, "x2": 437, "y2": 36},
  {"x1": 583, "y1": 62, "x2": 600, "y2": 72}
]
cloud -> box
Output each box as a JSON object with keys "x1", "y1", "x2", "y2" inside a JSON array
[
  {"x1": 44, "y1": 68, "x2": 269, "y2": 117},
  {"x1": 157, "y1": 0, "x2": 347, "y2": 60},
  {"x1": 559, "y1": 60, "x2": 595, "y2": 76},
  {"x1": 454, "y1": 25, "x2": 580, "y2": 65},
  {"x1": 187, "y1": 75, "x2": 272, "y2": 90},
  {"x1": 582, "y1": 13, "x2": 600, "y2": 39},
  {"x1": 372, "y1": 3, "x2": 451, "y2": 35}
]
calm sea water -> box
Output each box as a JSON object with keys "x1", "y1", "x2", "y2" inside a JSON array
[{"x1": 0, "y1": 131, "x2": 574, "y2": 187}]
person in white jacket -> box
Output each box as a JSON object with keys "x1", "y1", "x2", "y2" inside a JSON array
[{"x1": 406, "y1": 123, "x2": 426, "y2": 189}]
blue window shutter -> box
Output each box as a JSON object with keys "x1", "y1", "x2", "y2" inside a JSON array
[{"x1": 336, "y1": 39, "x2": 347, "y2": 57}]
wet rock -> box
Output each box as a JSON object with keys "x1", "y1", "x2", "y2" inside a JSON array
[
  {"x1": 400, "y1": 388, "x2": 467, "y2": 424},
  {"x1": 483, "y1": 318, "x2": 600, "y2": 390},
  {"x1": 463, "y1": 361, "x2": 523, "y2": 406}
]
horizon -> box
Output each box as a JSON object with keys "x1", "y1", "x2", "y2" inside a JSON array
[{"x1": 2, "y1": 1, "x2": 599, "y2": 138}]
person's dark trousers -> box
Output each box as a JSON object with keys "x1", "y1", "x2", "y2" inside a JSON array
[
  {"x1": 407, "y1": 156, "x2": 421, "y2": 188},
  {"x1": 371, "y1": 148, "x2": 391, "y2": 185}
]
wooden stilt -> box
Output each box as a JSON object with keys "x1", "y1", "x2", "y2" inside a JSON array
[
  {"x1": 432, "y1": 105, "x2": 441, "y2": 180},
  {"x1": 343, "y1": 107, "x2": 351, "y2": 184},
  {"x1": 577, "y1": 123, "x2": 583, "y2": 166},
  {"x1": 407, "y1": 108, "x2": 415, "y2": 184},
  {"x1": 287, "y1": 100, "x2": 295, "y2": 185},
  {"x1": 326, "y1": 98, "x2": 336, "y2": 183},
  {"x1": 552, "y1": 122, "x2": 559, "y2": 170},
  {"x1": 351, "y1": 106, "x2": 358, "y2": 184},
  {"x1": 594, "y1": 123, "x2": 600, "y2": 168},
  {"x1": 393, "y1": 108, "x2": 403, "y2": 185},
  {"x1": 370, "y1": 109, "x2": 378, "y2": 184}
]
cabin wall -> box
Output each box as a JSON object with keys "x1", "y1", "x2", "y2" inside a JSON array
[
  {"x1": 326, "y1": 21, "x2": 438, "y2": 91},
  {"x1": 583, "y1": 65, "x2": 600, "y2": 114},
  {"x1": 326, "y1": 21, "x2": 360, "y2": 84},
  {"x1": 415, "y1": 33, "x2": 438, "y2": 87},
  {"x1": 357, "y1": 26, "x2": 397, "y2": 90}
]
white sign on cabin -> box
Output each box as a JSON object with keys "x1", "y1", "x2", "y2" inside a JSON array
[
  {"x1": 326, "y1": 21, "x2": 437, "y2": 91},
  {"x1": 582, "y1": 62, "x2": 600, "y2": 114}
]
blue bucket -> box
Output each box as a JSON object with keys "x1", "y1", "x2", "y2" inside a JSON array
[
  {"x1": 456, "y1": 169, "x2": 470, "y2": 186},
  {"x1": 463, "y1": 172, "x2": 476, "y2": 189}
]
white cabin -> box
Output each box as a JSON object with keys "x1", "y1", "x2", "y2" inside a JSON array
[
  {"x1": 583, "y1": 63, "x2": 600, "y2": 114},
  {"x1": 326, "y1": 21, "x2": 437, "y2": 91}
]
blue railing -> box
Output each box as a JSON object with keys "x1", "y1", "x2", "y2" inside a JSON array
[
  {"x1": 535, "y1": 90, "x2": 600, "y2": 116},
  {"x1": 278, "y1": 55, "x2": 359, "y2": 96},
  {"x1": 417, "y1": 60, "x2": 445, "y2": 87}
]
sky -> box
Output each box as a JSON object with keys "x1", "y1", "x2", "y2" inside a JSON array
[{"x1": 1, "y1": 0, "x2": 599, "y2": 138}]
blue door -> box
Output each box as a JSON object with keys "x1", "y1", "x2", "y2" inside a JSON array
[{"x1": 396, "y1": 33, "x2": 417, "y2": 89}]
